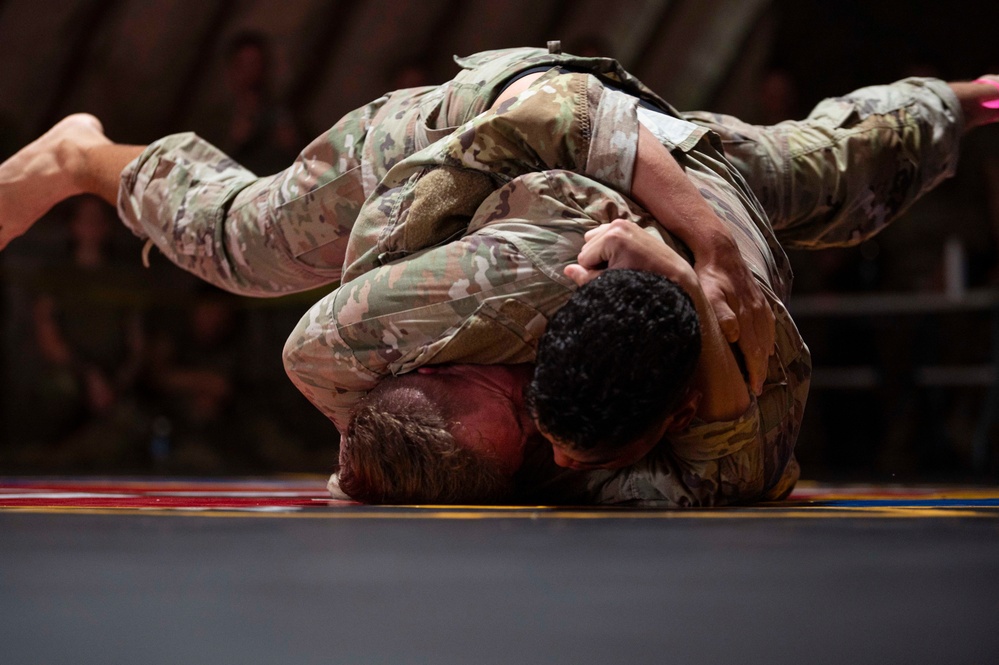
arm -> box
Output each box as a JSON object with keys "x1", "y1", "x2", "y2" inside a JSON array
[
  {"x1": 632, "y1": 124, "x2": 774, "y2": 395},
  {"x1": 287, "y1": 169, "x2": 664, "y2": 430},
  {"x1": 410, "y1": 72, "x2": 773, "y2": 393},
  {"x1": 566, "y1": 220, "x2": 751, "y2": 420},
  {"x1": 283, "y1": 221, "x2": 566, "y2": 431}
]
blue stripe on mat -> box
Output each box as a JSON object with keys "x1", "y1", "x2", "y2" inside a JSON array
[{"x1": 817, "y1": 499, "x2": 999, "y2": 507}]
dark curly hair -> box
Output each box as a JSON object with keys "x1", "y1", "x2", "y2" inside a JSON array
[{"x1": 525, "y1": 269, "x2": 701, "y2": 454}]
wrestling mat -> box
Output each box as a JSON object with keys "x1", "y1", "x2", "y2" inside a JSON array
[
  {"x1": 2, "y1": 477, "x2": 997, "y2": 517},
  {"x1": 5, "y1": 476, "x2": 998, "y2": 665}
]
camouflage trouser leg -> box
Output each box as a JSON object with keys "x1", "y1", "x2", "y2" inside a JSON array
[
  {"x1": 115, "y1": 48, "x2": 661, "y2": 300},
  {"x1": 684, "y1": 77, "x2": 963, "y2": 249},
  {"x1": 117, "y1": 96, "x2": 386, "y2": 297}
]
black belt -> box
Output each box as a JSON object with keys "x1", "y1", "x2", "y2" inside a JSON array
[{"x1": 497, "y1": 65, "x2": 667, "y2": 114}]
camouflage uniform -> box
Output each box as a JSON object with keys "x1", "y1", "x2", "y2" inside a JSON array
[
  {"x1": 117, "y1": 48, "x2": 963, "y2": 506},
  {"x1": 117, "y1": 47, "x2": 653, "y2": 295}
]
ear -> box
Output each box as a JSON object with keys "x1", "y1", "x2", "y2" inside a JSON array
[{"x1": 663, "y1": 389, "x2": 701, "y2": 433}]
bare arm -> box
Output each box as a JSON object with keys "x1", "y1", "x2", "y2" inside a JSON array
[{"x1": 631, "y1": 124, "x2": 774, "y2": 395}]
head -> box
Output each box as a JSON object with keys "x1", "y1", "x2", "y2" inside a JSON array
[
  {"x1": 337, "y1": 365, "x2": 535, "y2": 504},
  {"x1": 68, "y1": 197, "x2": 113, "y2": 269},
  {"x1": 225, "y1": 31, "x2": 271, "y2": 93},
  {"x1": 189, "y1": 286, "x2": 237, "y2": 348},
  {"x1": 69, "y1": 196, "x2": 112, "y2": 245},
  {"x1": 389, "y1": 62, "x2": 432, "y2": 90},
  {"x1": 526, "y1": 269, "x2": 701, "y2": 470}
]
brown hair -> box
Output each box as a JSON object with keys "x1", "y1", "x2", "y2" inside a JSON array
[{"x1": 336, "y1": 375, "x2": 510, "y2": 504}]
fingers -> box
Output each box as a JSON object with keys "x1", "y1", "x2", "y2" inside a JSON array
[
  {"x1": 583, "y1": 219, "x2": 630, "y2": 241},
  {"x1": 576, "y1": 222, "x2": 633, "y2": 269},
  {"x1": 572, "y1": 223, "x2": 631, "y2": 284},
  {"x1": 736, "y1": 296, "x2": 775, "y2": 396},
  {"x1": 702, "y1": 277, "x2": 763, "y2": 394},
  {"x1": 564, "y1": 263, "x2": 602, "y2": 286},
  {"x1": 699, "y1": 263, "x2": 776, "y2": 396},
  {"x1": 700, "y1": 278, "x2": 739, "y2": 342},
  {"x1": 739, "y1": 334, "x2": 768, "y2": 396},
  {"x1": 574, "y1": 240, "x2": 607, "y2": 271},
  {"x1": 715, "y1": 306, "x2": 739, "y2": 343},
  {"x1": 708, "y1": 284, "x2": 766, "y2": 396}
]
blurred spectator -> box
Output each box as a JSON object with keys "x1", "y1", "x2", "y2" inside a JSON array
[
  {"x1": 221, "y1": 31, "x2": 303, "y2": 175},
  {"x1": 570, "y1": 34, "x2": 614, "y2": 59},
  {"x1": 145, "y1": 285, "x2": 246, "y2": 471},
  {"x1": 757, "y1": 68, "x2": 801, "y2": 125},
  {"x1": 388, "y1": 61, "x2": 433, "y2": 90},
  {"x1": 15, "y1": 197, "x2": 150, "y2": 470},
  {"x1": 144, "y1": 284, "x2": 319, "y2": 472}
]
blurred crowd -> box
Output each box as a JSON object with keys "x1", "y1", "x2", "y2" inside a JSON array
[{"x1": 0, "y1": 32, "x2": 334, "y2": 475}]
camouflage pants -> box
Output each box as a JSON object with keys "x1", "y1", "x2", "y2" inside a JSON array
[
  {"x1": 117, "y1": 65, "x2": 961, "y2": 299},
  {"x1": 117, "y1": 90, "x2": 410, "y2": 297},
  {"x1": 115, "y1": 47, "x2": 631, "y2": 297},
  {"x1": 684, "y1": 76, "x2": 961, "y2": 250}
]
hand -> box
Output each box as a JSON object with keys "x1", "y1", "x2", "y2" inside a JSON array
[
  {"x1": 695, "y1": 237, "x2": 775, "y2": 395},
  {"x1": 564, "y1": 219, "x2": 695, "y2": 287}
]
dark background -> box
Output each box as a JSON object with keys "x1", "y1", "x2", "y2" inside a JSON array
[{"x1": 1, "y1": 0, "x2": 998, "y2": 481}]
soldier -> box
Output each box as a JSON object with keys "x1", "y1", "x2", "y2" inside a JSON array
[{"x1": 2, "y1": 47, "x2": 998, "y2": 505}]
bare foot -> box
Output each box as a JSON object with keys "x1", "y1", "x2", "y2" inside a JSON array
[{"x1": 0, "y1": 114, "x2": 111, "y2": 250}]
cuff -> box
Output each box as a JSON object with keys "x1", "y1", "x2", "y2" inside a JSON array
[
  {"x1": 667, "y1": 396, "x2": 761, "y2": 462},
  {"x1": 327, "y1": 473, "x2": 352, "y2": 500}
]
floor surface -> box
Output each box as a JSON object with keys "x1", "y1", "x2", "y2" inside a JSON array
[{"x1": 2, "y1": 478, "x2": 997, "y2": 665}]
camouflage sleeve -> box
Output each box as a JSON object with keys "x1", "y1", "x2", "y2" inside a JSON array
[
  {"x1": 582, "y1": 407, "x2": 784, "y2": 508},
  {"x1": 683, "y1": 77, "x2": 962, "y2": 249},
  {"x1": 117, "y1": 99, "x2": 382, "y2": 296},
  {"x1": 283, "y1": 171, "x2": 654, "y2": 431},
  {"x1": 281, "y1": 231, "x2": 559, "y2": 430},
  {"x1": 341, "y1": 71, "x2": 641, "y2": 280}
]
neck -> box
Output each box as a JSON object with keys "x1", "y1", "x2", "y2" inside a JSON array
[{"x1": 505, "y1": 364, "x2": 539, "y2": 437}]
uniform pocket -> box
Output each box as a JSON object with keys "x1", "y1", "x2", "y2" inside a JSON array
[{"x1": 276, "y1": 165, "x2": 365, "y2": 271}]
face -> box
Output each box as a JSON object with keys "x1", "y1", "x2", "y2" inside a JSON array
[
  {"x1": 419, "y1": 365, "x2": 536, "y2": 477},
  {"x1": 541, "y1": 415, "x2": 673, "y2": 471},
  {"x1": 70, "y1": 198, "x2": 111, "y2": 245},
  {"x1": 228, "y1": 45, "x2": 267, "y2": 90}
]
